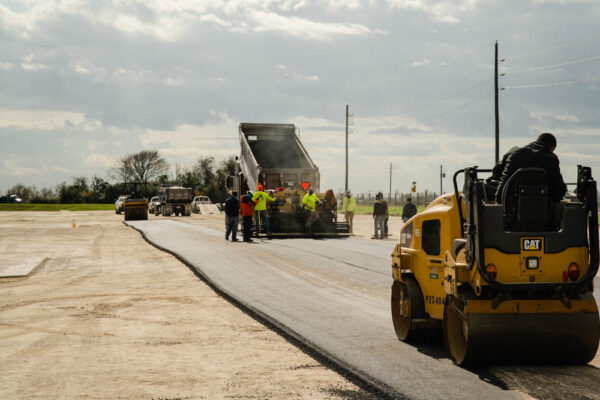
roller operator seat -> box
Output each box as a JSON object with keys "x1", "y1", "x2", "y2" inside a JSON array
[{"x1": 501, "y1": 168, "x2": 551, "y2": 232}]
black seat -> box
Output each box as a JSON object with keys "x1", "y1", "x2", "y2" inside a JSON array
[{"x1": 501, "y1": 168, "x2": 550, "y2": 231}]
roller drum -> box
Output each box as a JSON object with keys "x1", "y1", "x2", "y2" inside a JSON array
[{"x1": 444, "y1": 297, "x2": 600, "y2": 365}]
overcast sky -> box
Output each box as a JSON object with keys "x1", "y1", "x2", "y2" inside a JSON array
[{"x1": 1, "y1": 0, "x2": 599, "y2": 195}]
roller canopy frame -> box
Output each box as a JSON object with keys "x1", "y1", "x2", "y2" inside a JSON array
[{"x1": 453, "y1": 165, "x2": 599, "y2": 292}]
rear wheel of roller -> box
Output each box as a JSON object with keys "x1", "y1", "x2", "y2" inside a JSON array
[
  {"x1": 391, "y1": 274, "x2": 424, "y2": 341},
  {"x1": 443, "y1": 295, "x2": 470, "y2": 365}
]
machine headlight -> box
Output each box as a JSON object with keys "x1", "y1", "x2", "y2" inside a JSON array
[{"x1": 526, "y1": 257, "x2": 539, "y2": 270}]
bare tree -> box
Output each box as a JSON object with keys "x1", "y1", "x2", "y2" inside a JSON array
[{"x1": 109, "y1": 150, "x2": 169, "y2": 183}]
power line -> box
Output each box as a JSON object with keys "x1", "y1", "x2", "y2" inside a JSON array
[
  {"x1": 414, "y1": 93, "x2": 490, "y2": 124},
  {"x1": 504, "y1": 37, "x2": 600, "y2": 61},
  {"x1": 400, "y1": 77, "x2": 492, "y2": 114},
  {"x1": 503, "y1": 55, "x2": 600, "y2": 75},
  {"x1": 503, "y1": 77, "x2": 600, "y2": 89},
  {"x1": 395, "y1": 42, "x2": 493, "y2": 116}
]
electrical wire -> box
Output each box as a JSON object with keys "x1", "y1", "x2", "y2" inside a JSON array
[
  {"x1": 414, "y1": 93, "x2": 490, "y2": 124},
  {"x1": 504, "y1": 37, "x2": 600, "y2": 61},
  {"x1": 503, "y1": 77, "x2": 600, "y2": 89},
  {"x1": 395, "y1": 43, "x2": 493, "y2": 116},
  {"x1": 400, "y1": 77, "x2": 493, "y2": 114},
  {"x1": 503, "y1": 55, "x2": 600, "y2": 74}
]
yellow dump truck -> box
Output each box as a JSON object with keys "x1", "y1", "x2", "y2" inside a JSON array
[{"x1": 391, "y1": 165, "x2": 599, "y2": 364}]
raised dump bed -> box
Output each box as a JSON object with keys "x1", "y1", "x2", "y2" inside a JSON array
[{"x1": 239, "y1": 123, "x2": 320, "y2": 192}]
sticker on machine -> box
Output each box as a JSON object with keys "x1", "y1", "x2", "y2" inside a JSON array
[{"x1": 522, "y1": 238, "x2": 543, "y2": 251}]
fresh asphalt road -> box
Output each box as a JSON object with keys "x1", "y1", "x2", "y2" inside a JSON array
[{"x1": 127, "y1": 220, "x2": 600, "y2": 400}]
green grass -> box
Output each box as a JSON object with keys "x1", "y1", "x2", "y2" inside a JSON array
[
  {"x1": 355, "y1": 206, "x2": 600, "y2": 224},
  {"x1": 352, "y1": 205, "x2": 427, "y2": 216},
  {"x1": 0, "y1": 203, "x2": 114, "y2": 211}
]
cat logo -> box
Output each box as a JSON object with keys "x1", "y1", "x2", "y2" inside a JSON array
[{"x1": 523, "y1": 238, "x2": 542, "y2": 251}]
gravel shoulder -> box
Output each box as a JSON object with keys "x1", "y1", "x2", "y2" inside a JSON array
[{"x1": 0, "y1": 211, "x2": 373, "y2": 399}]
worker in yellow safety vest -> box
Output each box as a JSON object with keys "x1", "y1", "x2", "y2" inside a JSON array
[
  {"x1": 252, "y1": 184, "x2": 274, "y2": 235},
  {"x1": 342, "y1": 190, "x2": 356, "y2": 233},
  {"x1": 302, "y1": 187, "x2": 321, "y2": 233}
]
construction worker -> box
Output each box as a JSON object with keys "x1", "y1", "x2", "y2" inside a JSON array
[
  {"x1": 495, "y1": 133, "x2": 566, "y2": 203},
  {"x1": 372, "y1": 192, "x2": 388, "y2": 239},
  {"x1": 342, "y1": 190, "x2": 356, "y2": 233},
  {"x1": 252, "y1": 184, "x2": 274, "y2": 235},
  {"x1": 302, "y1": 187, "x2": 320, "y2": 233},
  {"x1": 240, "y1": 191, "x2": 255, "y2": 242},
  {"x1": 402, "y1": 197, "x2": 417, "y2": 223},
  {"x1": 224, "y1": 191, "x2": 240, "y2": 242}
]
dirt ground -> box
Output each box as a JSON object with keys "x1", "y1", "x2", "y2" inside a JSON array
[{"x1": 0, "y1": 211, "x2": 376, "y2": 399}]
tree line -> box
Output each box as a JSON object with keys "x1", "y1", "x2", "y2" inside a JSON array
[{"x1": 3, "y1": 150, "x2": 236, "y2": 204}]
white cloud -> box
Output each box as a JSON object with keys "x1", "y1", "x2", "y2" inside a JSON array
[
  {"x1": 1, "y1": 1, "x2": 387, "y2": 42},
  {"x1": 249, "y1": 10, "x2": 385, "y2": 39},
  {"x1": 530, "y1": 111, "x2": 580, "y2": 123},
  {"x1": 51, "y1": 165, "x2": 69, "y2": 173},
  {"x1": 164, "y1": 76, "x2": 185, "y2": 86},
  {"x1": 21, "y1": 54, "x2": 49, "y2": 71},
  {"x1": 0, "y1": 109, "x2": 86, "y2": 131},
  {"x1": 113, "y1": 67, "x2": 154, "y2": 82},
  {"x1": 68, "y1": 63, "x2": 107, "y2": 80},
  {"x1": 141, "y1": 111, "x2": 239, "y2": 164},
  {"x1": 73, "y1": 64, "x2": 90, "y2": 75},
  {"x1": 0, "y1": 61, "x2": 14, "y2": 70},
  {"x1": 83, "y1": 153, "x2": 116, "y2": 168},
  {"x1": 199, "y1": 13, "x2": 233, "y2": 28},
  {"x1": 3, "y1": 159, "x2": 40, "y2": 177},
  {"x1": 409, "y1": 59, "x2": 431, "y2": 68},
  {"x1": 276, "y1": 64, "x2": 320, "y2": 81},
  {"x1": 0, "y1": 109, "x2": 99, "y2": 130},
  {"x1": 385, "y1": 0, "x2": 478, "y2": 23}
]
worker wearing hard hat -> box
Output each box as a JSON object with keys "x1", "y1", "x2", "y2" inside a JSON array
[
  {"x1": 342, "y1": 190, "x2": 356, "y2": 233},
  {"x1": 252, "y1": 184, "x2": 274, "y2": 235},
  {"x1": 302, "y1": 187, "x2": 320, "y2": 233},
  {"x1": 240, "y1": 191, "x2": 255, "y2": 242}
]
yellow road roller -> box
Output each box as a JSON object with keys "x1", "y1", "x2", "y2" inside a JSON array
[
  {"x1": 391, "y1": 165, "x2": 599, "y2": 364},
  {"x1": 123, "y1": 197, "x2": 148, "y2": 221}
]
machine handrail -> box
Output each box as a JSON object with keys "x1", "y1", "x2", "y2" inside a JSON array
[{"x1": 453, "y1": 169, "x2": 465, "y2": 237}]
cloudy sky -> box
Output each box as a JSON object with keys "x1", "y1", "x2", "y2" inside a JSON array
[{"x1": 1, "y1": 0, "x2": 599, "y2": 195}]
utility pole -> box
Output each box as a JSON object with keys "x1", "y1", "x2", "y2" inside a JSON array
[
  {"x1": 345, "y1": 105, "x2": 349, "y2": 192},
  {"x1": 389, "y1": 163, "x2": 392, "y2": 202},
  {"x1": 440, "y1": 165, "x2": 446, "y2": 195},
  {"x1": 494, "y1": 40, "x2": 500, "y2": 164}
]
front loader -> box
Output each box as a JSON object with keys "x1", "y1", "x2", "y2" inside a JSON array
[{"x1": 391, "y1": 165, "x2": 599, "y2": 364}]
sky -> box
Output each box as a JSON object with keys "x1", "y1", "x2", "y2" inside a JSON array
[{"x1": 1, "y1": 0, "x2": 599, "y2": 196}]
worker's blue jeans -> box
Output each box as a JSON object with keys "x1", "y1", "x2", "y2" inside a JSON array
[
  {"x1": 225, "y1": 216, "x2": 239, "y2": 240},
  {"x1": 255, "y1": 210, "x2": 269, "y2": 234},
  {"x1": 374, "y1": 215, "x2": 386, "y2": 239}
]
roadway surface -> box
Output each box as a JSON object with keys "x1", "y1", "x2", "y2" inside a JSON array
[{"x1": 126, "y1": 220, "x2": 600, "y2": 400}]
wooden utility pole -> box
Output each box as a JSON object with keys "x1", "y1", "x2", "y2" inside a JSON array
[
  {"x1": 345, "y1": 105, "x2": 349, "y2": 192},
  {"x1": 389, "y1": 163, "x2": 392, "y2": 202},
  {"x1": 440, "y1": 165, "x2": 443, "y2": 195},
  {"x1": 494, "y1": 40, "x2": 500, "y2": 164}
]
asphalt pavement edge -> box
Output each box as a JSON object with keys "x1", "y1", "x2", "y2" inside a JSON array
[{"x1": 124, "y1": 221, "x2": 408, "y2": 400}]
